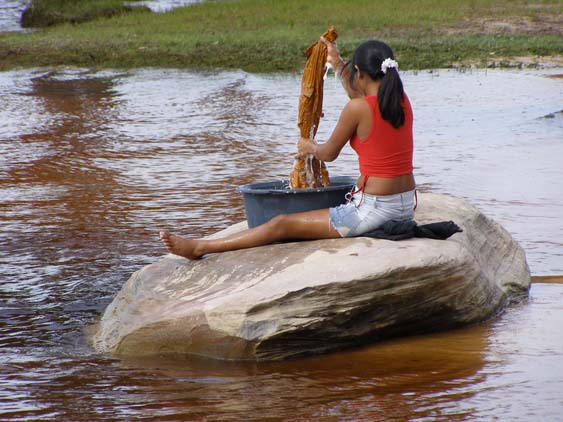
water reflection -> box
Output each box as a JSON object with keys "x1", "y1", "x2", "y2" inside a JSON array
[
  {"x1": 0, "y1": 0, "x2": 28, "y2": 32},
  {"x1": 134, "y1": 0, "x2": 204, "y2": 13},
  {"x1": 121, "y1": 326, "x2": 488, "y2": 421},
  {"x1": 0, "y1": 67, "x2": 562, "y2": 421}
]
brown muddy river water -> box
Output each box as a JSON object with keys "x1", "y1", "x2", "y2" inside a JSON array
[{"x1": 1, "y1": 67, "x2": 562, "y2": 421}]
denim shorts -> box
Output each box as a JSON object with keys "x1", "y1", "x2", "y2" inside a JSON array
[{"x1": 329, "y1": 188, "x2": 415, "y2": 237}]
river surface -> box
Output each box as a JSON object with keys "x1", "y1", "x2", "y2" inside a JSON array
[
  {"x1": 0, "y1": 67, "x2": 562, "y2": 421},
  {"x1": 0, "y1": 0, "x2": 29, "y2": 32},
  {"x1": 133, "y1": 0, "x2": 204, "y2": 12}
]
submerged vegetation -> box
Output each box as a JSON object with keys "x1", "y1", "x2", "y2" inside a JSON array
[{"x1": 1, "y1": 0, "x2": 562, "y2": 72}]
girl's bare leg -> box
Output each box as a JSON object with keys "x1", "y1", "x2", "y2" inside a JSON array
[{"x1": 159, "y1": 208, "x2": 341, "y2": 259}]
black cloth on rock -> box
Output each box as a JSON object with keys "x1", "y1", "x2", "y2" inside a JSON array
[{"x1": 361, "y1": 220, "x2": 462, "y2": 241}]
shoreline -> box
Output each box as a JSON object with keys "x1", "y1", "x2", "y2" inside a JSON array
[{"x1": 1, "y1": 0, "x2": 562, "y2": 73}]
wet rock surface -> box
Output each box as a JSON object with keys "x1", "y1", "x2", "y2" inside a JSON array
[{"x1": 93, "y1": 193, "x2": 531, "y2": 361}]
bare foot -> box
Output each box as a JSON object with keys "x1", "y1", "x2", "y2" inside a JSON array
[{"x1": 159, "y1": 231, "x2": 203, "y2": 260}]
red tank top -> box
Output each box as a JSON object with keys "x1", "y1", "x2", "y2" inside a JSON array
[{"x1": 350, "y1": 95, "x2": 413, "y2": 178}]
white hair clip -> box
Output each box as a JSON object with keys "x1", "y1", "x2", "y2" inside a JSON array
[{"x1": 381, "y1": 58, "x2": 398, "y2": 74}]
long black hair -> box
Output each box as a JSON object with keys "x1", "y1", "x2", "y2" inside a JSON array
[{"x1": 348, "y1": 40, "x2": 405, "y2": 128}]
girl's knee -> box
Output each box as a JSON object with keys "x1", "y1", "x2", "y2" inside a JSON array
[{"x1": 268, "y1": 214, "x2": 290, "y2": 237}]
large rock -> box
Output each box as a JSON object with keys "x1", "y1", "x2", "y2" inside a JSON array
[{"x1": 92, "y1": 193, "x2": 530, "y2": 360}]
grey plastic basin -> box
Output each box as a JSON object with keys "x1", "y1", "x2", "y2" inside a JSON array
[{"x1": 236, "y1": 176, "x2": 356, "y2": 228}]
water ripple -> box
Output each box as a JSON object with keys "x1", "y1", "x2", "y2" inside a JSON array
[{"x1": 0, "y1": 67, "x2": 562, "y2": 421}]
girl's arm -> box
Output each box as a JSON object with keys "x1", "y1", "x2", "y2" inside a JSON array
[
  {"x1": 297, "y1": 99, "x2": 363, "y2": 162},
  {"x1": 320, "y1": 36, "x2": 362, "y2": 99}
]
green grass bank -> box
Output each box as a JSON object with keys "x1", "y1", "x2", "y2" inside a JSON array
[{"x1": 1, "y1": 0, "x2": 562, "y2": 72}]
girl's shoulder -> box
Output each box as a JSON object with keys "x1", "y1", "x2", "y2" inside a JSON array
[
  {"x1": 341, "y1": 97, "x2": 374, "y2": 126},
  {"x1": 346, "y1": 96, "x2": 372, "y2": 111},
  {"x1": 346, "y1": 96, "x2": 377, "y2": 116}
]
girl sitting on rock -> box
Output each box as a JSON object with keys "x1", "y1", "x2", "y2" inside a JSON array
[{"x1": 160, "y1": 38, "x2": 416, "y2": 259}]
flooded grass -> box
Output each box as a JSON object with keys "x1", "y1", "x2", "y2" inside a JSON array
[
  {"x1": 1, "y1": 0, "x2": 562, "y2": 71},
  {"x1": 19, "y1": 0, "x2": 149, "y2": 28}
]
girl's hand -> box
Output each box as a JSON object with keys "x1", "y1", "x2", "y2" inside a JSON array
[
  {"x1": 295, "y1": 137, "x2": 316, "y2": 159},
  {"x1": 320, "y1": 36, "x2": 344, "y2": 73}
]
